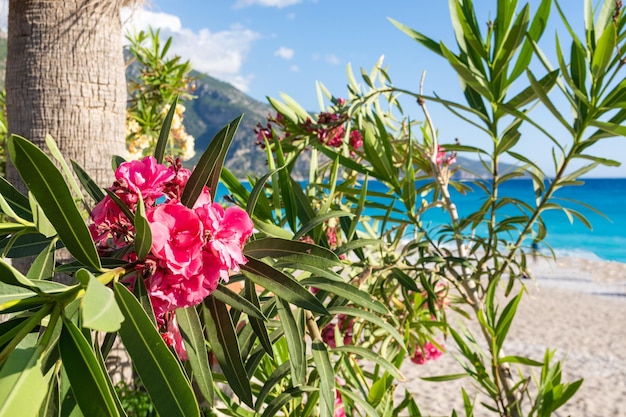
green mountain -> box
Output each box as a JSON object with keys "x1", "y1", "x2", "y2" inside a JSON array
[{"x1": 181, "y1": 71, "x2": 273, "y2": 178}]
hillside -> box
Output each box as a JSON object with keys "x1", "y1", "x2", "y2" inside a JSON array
[{"x1": 181, "y1": 71, "x2": 273, "y2": 178}]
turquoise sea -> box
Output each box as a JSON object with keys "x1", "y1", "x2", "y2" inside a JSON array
[{"x1": 217, "y1": 178, "x2": 626, "y2": 264}]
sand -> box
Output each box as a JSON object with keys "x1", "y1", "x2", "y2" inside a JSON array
[{"x1": 396, "y1": 257, "x2": 626, "y2": 417}]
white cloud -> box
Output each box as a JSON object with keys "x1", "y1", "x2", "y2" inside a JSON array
[
  {"x1": 121, "y1": 8, "x2": 260, "y2": 92},
  {"x1": 325, "y1": 54, "x2": 340, "y2": 65},
  {"x1": 233, "y1": 0, "x2": 302, "y2": 9},
  {"x1": 274, "y1": 46, "x2": 294, "y2": 60},
  {"x1": 290, "y1": 64, "x2": 300, "y2": 72}
]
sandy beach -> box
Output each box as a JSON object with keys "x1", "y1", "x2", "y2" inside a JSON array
[{"x1": 397, "y1": 256, "x2": 626, "y2": 417}]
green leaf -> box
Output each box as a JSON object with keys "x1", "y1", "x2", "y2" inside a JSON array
[
  {"x1": 177, "y1": 306, "x2": 214, "y2": 406},
  {"x1": 114, "y1": 283, "x2": 200, "y2": 417},
  {"x1": 181, "y1": 115, "x2": 242, "y2": 207},
  {"x1": 311, "y1": 340, "x2": 335, "y2": 417},
  {"x1": 332, "y1": 345, "x2": 404, "y2": 380},
  {"x1": 293, "y1": 211, "x2": 353, "y2": 241},
  {"x1": 155, "y1": 96, "x2": 179, "y2": 164},
  {"x1": 27, "y1": 238, "x2": 57, "y2": 281},
  {"x1": 591, "y1": 22, "x2": 616, "y2": 82},
  {"x1": 59, "y1": 319, "x2": 121, "y2": 417},
  {"x1": 244, "y1": 237, "x2": 340, "y2": 263},
  {"x1": 389, "y1": 18, "x2": 443, "y2": 56},
  {"x1": 44, "y1": 135, "x2": 84, "y2": 201},
  {"x1": 133, "y1": 195, "x2": 152, "y2": 260},
  {"x1": 0, "y1": 258, "x2": 44, "y2": 292},
  {"x1": 420, "y1": 373, "x2": 467, "y2": 382},
  {"x1": 276, "y1": 297, "x2": 306, "y2": 386},
  {"x1": 260, "y1": 386, "x2": 315, "y2": 417},
  {"x1": 202, "y1": 295, "x2": 253, "y2": 407},
  {"x1": 241, "y1": 257, "x2": 328, "y2": 315},
  {"x1": 500, "y1": 355, "x2": 543, "y2": 366},
  {"x1": 7, "y1": 135, "x2": 101, "y2": 270},
  {"x1": 0, "y1": 176, "x2": 32, "y2": 222},
  {"x1": 0, "y1": 233, "x2": 59, "y2": 259},
  {"x1": 244, "y1": 279, "x2": 273, "y2": 357},
  {"x1": 212, "y1": 283, "x2": 265, "y2": 320},
  {"x1": 0, "y1": 346, "x2": 47, "y2": 417},
  {"x1": 71, "y1": 160, "x2": 105, "y2": 203},
  {"x1": 79, "y1": 270, "x2": 124, "y2": 332},
  {"x1": 327, "y1": 306, "x2": 405, "y2": 348},
  {"x1": 300, "y1": 277, "x2": 387, "y2": 314}
]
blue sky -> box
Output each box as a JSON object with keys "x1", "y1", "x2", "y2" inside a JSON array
[{"x1": 2, "y1": 1, "x2": 625, "y2": 177}]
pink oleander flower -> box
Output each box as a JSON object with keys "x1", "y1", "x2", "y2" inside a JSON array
[
  {"x1": 196, "y1": 203, "x2": 254, "y2": 280},
  {"x1": 159, "y1": 313, "x2": 188, "y2": 360},
  {"x1": 411, "y1": 341, "x2": 443, "y2": 365},
  {"x1": 327, "y1": 126, "x2": 345, "y2": 148},
  {"x1": 147, "y1": 202, "x2": 204, "y2": 278},
  {"x1": 115, "y1": 156, "x2": 175, "y2": 205},
  {"x1": 90, "y1": 155, "x2": 254, "y2": 359},
  {"x1": 349, "y1": 130, "x2": 363, "y2": 151},
  {"x1": 334, "y1": 390, "x2": 346, "y2": 417},
  {"x1": 321, "y1": 314, "x2": 354, "y2": 348},
  {"x1": 435, "y1": 145, "x2": 457, "y2": 167}
]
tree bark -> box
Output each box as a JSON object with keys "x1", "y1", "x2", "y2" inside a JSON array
[
  {"x1": 5, "y1": 0, "x2": 132, "y2": 275},
  {"x1": 5, "y1": 0, "x2": 128, "y2": 189}
]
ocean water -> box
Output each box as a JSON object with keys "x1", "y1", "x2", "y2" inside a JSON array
[{"x1": 217, "y1": 178, "x2": 626, "y2": 264}]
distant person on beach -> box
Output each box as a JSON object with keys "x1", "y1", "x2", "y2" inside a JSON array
[{"x1": 531, "y1": 240, "x2": 539, "y2": 263}]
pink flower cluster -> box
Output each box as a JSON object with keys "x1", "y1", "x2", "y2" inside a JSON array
[
  {"x1": 435, "y1": 145, "x2": 457, "y2": 166},
  {"x1": 410, "y1": 341, "x2": 443, "y2": 365},
  {"x1": 321, "y1": 314, "x2": 354, "y2": 348},
  {"x1": 90, "y1": 156, "x2": 253, "y2": 358},
  {"x1": 253, "y1": 103, "x2": 363, "y2": 155}
]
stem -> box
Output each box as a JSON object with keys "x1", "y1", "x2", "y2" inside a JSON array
[{"x1": 417, "y1": 92, "x2": 522, "y2": 416}]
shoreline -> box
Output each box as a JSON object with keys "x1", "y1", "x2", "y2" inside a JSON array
[{"x1": 396, "y1": 255, "x2": 626, "y2": 417}]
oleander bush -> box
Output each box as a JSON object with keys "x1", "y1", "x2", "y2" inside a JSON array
[{"x1": 0, "y1": 1, "x2": 624, "y2": 416}]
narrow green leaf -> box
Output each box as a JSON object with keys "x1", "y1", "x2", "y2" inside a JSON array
[
  {"x1": 0, "y1": 233, "x2": 59, "y2": 259},
  {"x1": 591, "y1": 22, "x2": 616, "y2": 81},
  {"x1": 212, "y1": 283, "x2": 265, "y2": 320},
  {"x1": 0, "y1": 258, "x2": 42, "y2": 292},
  {"x1": 27, "y1": 237, "x2": 57, "y2": 281},
  {"x1": 8, "y1": 135, "x2": 101, "y2": 270},
  {"x1": 155, "y1": 96, "x2": 179, "y2": 164},
  {"x1": 244, "y1": 279, "x2": 273, "y2": 357},
  {"x1": 114, "y1": 283, "x2": 200, "y2": 417},
  {"x1": 181, "y1": 115, "x2": 243, "y2": 207},
  {"x1": 293, "y1": 211, "x2": 353, "y2": 241},
  {"x1": 260, "y1": 386, "x2": 314, "y2": 417},
  {"x1": 59, "y1": 319, "x2": 120, "y2": 417},
  {"x1": 311, "y1": 340, "x2": 335, "y2": 417},
  {"x1": 500, "y1": 355, "x2": 543, "y2": 366},
  {"x1": 327, "y1": 306, "x2": 405, "y2": 348},
  {"x1": 241, "y1": 257, "x2": 328, "y2": 315},
  {"x1": 0, "y1": 176, "x2": 32, "y2": 222},
  {"x1": 80, "y1": 270, "x2": 124, "y2": 332},
  {"x1": 0, "y1": 346, "x2": 47, "y2": 417},
  {"x1": 44, "y1": 134, "x2": 84, "y2": 201},
  {"x1": 133, "y1": 195, "x2": 152, "y2": 260},
  {"x1": 389, "y1": 18, "x2": 443, "y2": 56},
  {"x1": 420, "y1": 373, "x2": 467, "y2": 382},
  {"x1": 244, "y1": 237, "x2": 340, "y2": 262},
  {"x1": 177, "y1": 306, "x2": 215, "y2": 406},
  {"x1": 71, "y1": 160, "x2": 105, "y2": 203},
  {"x1": 202, "y1": 295, "x2": 253, "y2": 407},
  {"x1": 300, "y1": 278, "x2": 387, "y2": 314},
  {"x1": 276, "y1": 297, "x2": 306, "y2": 386},
  {"x1": 332, "y1": 345, "x2": 404, "y2": 380}
]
